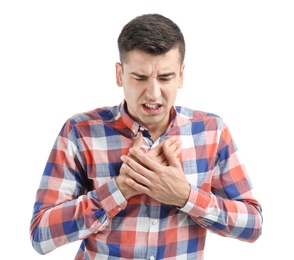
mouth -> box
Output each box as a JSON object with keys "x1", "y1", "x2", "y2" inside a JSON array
[
  {"x1": 144, "y1": 103, "x2": 160, "y2": 109},
  {"x1": 143, "y1": 103, "x2": 162, "y2": 113}
]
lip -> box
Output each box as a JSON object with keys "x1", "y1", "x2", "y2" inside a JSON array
[{"x1": 142, "y1": 103, "x2": 162, "y2": 114}]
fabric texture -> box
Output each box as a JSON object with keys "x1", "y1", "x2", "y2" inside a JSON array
[{"x1": 30, "y1": 101, "x2": 262, "y2": 259}]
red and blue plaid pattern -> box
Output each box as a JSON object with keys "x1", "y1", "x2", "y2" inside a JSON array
[{"x1": 30, "y1": 101, "x2": 262, "y2": 259}]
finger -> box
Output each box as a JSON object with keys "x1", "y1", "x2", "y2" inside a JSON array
[
  {"x1": 163, "y1": 136, "x2": 177, "y2": 146},
  {"x1": 131, "y1": 132, "x2": 143, "y2": 151},
  {"x1": 146, "y1": 137, "x2": 181, "y2": 165},
  {"x1": 146, "y1": 142, "x2": 163, "y2": 158},
  {"x1": 127, "y1": 132, "x2": 143, "y2": 161},
  {"x1": 121, "y1": 156, "x2": 152, "y2": 186},
  {"x1": 128, "y1": 148, "x2": 161, "y2": 172},
  {"x1": 148, "y1": 148, "x2": 166, "y2": 164},
  {"x1": 159, "y1": 138, "x2": 182, "y2": 165},
  {"x1": 125, "y1": 177, "x2": 150, "y2": 193},
  {"x1": 162, "y1": 141, "x2": 182, "y2": 167},
  {"x1": 164, "y1": 137, "x2": 182, "y2": 154}
]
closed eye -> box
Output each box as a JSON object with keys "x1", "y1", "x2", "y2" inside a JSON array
[
  {"x1": 131, "y1": 72, "x2": 148, "y2": 81},
  {"x1": 159, "y1": 77, "x2": 172, "y2": 82},
  {"x1": 159, "y1": 73, "x2": 175, "y2": 82},
  {"x1": 131, "y1": 72, "x2": 175, "y2": 82},
  {"x1": 135, "y1": 76, "x2": 148, "y2": 81}
]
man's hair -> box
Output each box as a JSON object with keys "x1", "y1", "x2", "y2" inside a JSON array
[{"x1": 117, "y1": 13, "x2": 185, "y2": 64}]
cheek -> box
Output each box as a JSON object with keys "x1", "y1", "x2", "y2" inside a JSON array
[
  {"x1": 124, "y1": 84, "x2": 143, "y2": 98},
  {"x1": 123, "y1": 86, "x2": 141, "y2": 104},
  {"x1": 163, "y1": 87, "x2": 178, "y2": 101}
]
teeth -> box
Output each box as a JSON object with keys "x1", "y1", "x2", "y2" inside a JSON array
[{"x1": 145, "y1": 104, "x2": 158, "y2": 109}]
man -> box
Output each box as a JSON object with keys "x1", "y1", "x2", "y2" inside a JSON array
[{"x1": 30, "y1": 13, "x2": 263, "y2": 259}]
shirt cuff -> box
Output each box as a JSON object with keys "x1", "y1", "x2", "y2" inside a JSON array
[
  {"x1": 96, "y1": 178, "x2": 127, "y2": 218},
  {"x1": 180, "y1": 185, "x2": 211, "y2": 217}
]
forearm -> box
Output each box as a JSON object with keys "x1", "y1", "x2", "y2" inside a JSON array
[
  {"x1": 180, "y1": 186, "x2": 263, "y2": 242},
  {"x1": 30, "y1": 178, "x2": 127, "y2": 254}
]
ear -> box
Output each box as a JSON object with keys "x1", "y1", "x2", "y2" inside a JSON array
[
  {"x1": 115, "y1": 62, "x2": 123, "y2": 87},
  {"x1": 178, "y1": 63, "x2": 185, "y2": 89}
]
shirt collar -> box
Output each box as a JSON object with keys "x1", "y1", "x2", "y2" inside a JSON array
[
  {"x1": 120, "y1": 100, "x2": 177, "y2": 137},
  {"x1": 120, "y1": 100, "x2": 141, "y2": 136}
]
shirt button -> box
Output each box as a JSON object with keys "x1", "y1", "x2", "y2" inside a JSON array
[
  {"x1": 149, "y1": 256, "x2": 155, "y2": 260},
  {"x1": 117, "y1": 207, "x2": 121, "y2": 212},
  {"x1": 152, "y1": 220, "x2": 157, "y2": 225},
  {"x1": 139, "y1": 126, "x2": 145, "y2": 131}
]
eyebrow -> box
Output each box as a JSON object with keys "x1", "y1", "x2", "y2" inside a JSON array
[
  {"x1": 159, "y1": 72, "x2": 176, "y2": 77},
  {"x1": 130, "y1": 72, "x2": 176, "y2": 78}
]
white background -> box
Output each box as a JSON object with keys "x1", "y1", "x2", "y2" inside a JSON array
[{"x1": 1, "y1": 1, "x2": 293, "y2": 259}]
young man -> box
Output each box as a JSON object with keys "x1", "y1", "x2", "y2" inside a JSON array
[{"x1": 30, "y1": 14, "x2": 263, "y2": 259}]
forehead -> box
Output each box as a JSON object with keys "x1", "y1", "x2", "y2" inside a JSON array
[{"x1": 123, "y1": 49, "x2": 182, "y2": 73}]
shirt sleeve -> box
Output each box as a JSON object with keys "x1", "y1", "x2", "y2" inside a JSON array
[
  {"x1": 180, "y1": 119, "x2": 263, "y2": 242},
  {"x1": 29, "y1": 120, "x2": 127, "y2": 255}
]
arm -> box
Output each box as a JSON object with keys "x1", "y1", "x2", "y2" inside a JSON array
[
  {"x1": 29, "y1": 121, "x2": 123, "y2": 254},
  {"x1": 182, "y1": 122, "x2": 263, "y2": 242},
  {"x1": 30, "y1": 122, "x2": 181, "y2": 255}
]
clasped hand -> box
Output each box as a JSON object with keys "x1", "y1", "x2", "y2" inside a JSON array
[{"x1": 116, "y1": 133, "x2": 190, "y2": 208}]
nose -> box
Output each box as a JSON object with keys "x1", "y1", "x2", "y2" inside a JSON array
[{"x1": 145, "y1": 79, "x2": 161, "y2": 101}]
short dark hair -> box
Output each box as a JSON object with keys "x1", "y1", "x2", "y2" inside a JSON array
[{"x1": 117, "y1": 13, "x2": 185, "y2": 64}]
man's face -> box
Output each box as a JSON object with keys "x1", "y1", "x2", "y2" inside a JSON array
[{"x1": 115, "y1": 48, "x2": 185, "y2": 135}]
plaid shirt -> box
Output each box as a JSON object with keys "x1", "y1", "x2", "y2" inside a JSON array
[{"x1": 30, "y1": 101, "x2": 262, "y2": 259}]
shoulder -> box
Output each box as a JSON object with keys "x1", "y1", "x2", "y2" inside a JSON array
[
  {"x1": 175, "y1": 106, "x2": 221, "y2": 120},
  {"x1": 174, "y1": 105, "x2": 226, "y2": 131},
  {"x1": 67, "y1": 105, "x2": 121, "y2": 126}
]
